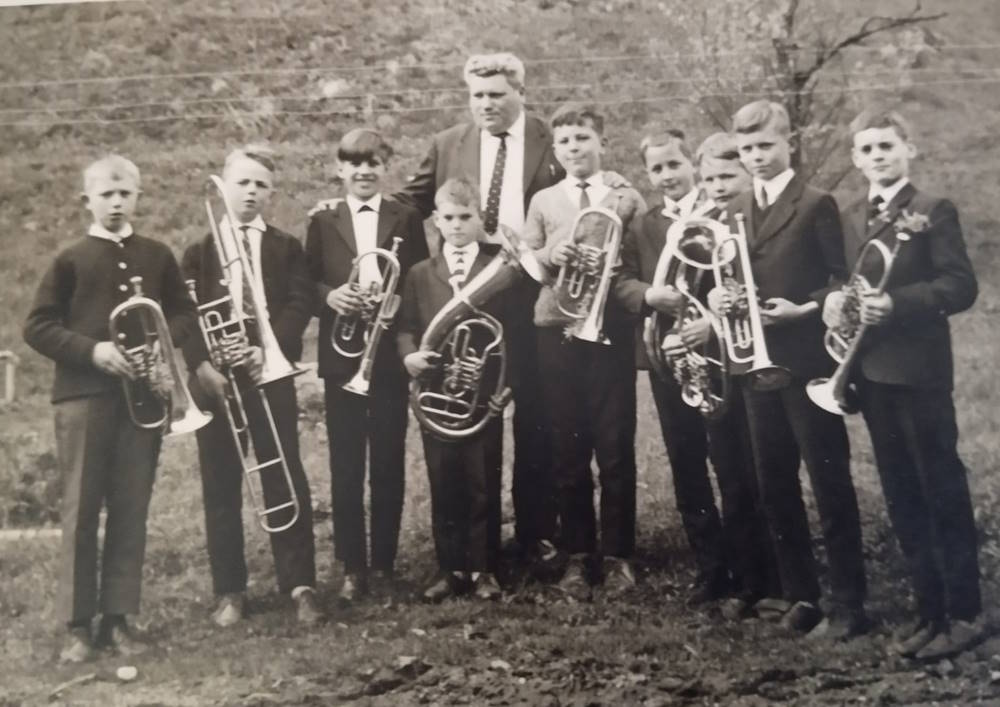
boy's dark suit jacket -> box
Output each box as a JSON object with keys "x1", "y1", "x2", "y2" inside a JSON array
[
  {"x1": 394, "y1": 114, "x2": 564, "y2": 219},
  {"x1": 843, "y1": 182, "x2": 977, "y2": 389},
  {"x1": 727, "y1": 173, "x2": 848, "y2": 382},
  {"x1": 181, "y1": 225, "x2": 313, "y2": 370},
  {"x1": 305, "y1": 199, "x2": 429, "y2": 382},
  {"x1": 397, "y1": 244, "x2": 520, "y2": 390}
]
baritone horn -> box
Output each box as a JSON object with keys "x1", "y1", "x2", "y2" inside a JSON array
[
  {"x1": 192, "y1": 174, "x2": 302, "y2": 533},
  {"x1": 554, "y1": 200, "x2": 623, "y2": 344},
  {"x1": 711, "y1": 213, "x2": 792, "y2": 391},
  {"x1": 109, "y1": 276, "x2": 213, "y2": 436},
  {"x1": 806, "y1": 232, "x2": 909, "y2": 415},
  {"x1": 644, "y1": 216, "x2": 730, "y2": 418},
  {"x1": 411, "y1": 228, "x2": 544, "y2": 441},
  {"x1": 334, "y1": 237, "x2": 403, "y2": 396}
]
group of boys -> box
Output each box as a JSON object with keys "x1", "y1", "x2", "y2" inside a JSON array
[{"x1": 24, "y1": 50, "x2": 981, "y2": 666}]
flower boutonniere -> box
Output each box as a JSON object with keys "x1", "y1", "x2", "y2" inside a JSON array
[{"x1": 889, "y1": 208, "x2": 931, "y2": 235}]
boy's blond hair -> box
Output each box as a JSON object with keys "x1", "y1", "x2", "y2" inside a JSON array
[
  {"x1": 848, "y1": 108, "x2": 913, "y2": 143},
  {"x1": 224, "y1": 143, "x2": 276, "y2": 176},
  {"x1": 434, "y1": 178, "x2": 481, "y2": 212},
  {"x1": 638, "y1": 127, "x2": 691, "y2": 163},
  {"x1": 731, "y1": 100, "x2": 791, "y2": 138},
  {"x1": 82, "y1": 154, "x2": 140, "y2": 192},
  {"x1": 695, "y1": 132, "x2": 742, "y2": 166},
  {"x1": 463, "y1": 53, "x2": 525, "y2": 91}
]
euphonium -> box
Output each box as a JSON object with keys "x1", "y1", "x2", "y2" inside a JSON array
[
  {"x1": 109, "y1": 276, "x2": 212, "y2": 436},
  {"x1": 192, "y1": 175, "x2": 302, "y2": 533},
  {"x1": 806, "y1": 232, "x2": 909, "y2": 415},
  {"x1": 711, "y1": 213, "x2": 792, "y2": 391},
  {"x1": 410, "y1": 229, "x2": 544, "y2": 441},
  {"x1": 554, "y1": 200, "x2": 623, "y2": 344},
  {"x1": 335, "y1": 237, "x2": 403, "y2": 396},
  {"x1": 643, "y1": 215, "x2": 730, "y2": 418}
]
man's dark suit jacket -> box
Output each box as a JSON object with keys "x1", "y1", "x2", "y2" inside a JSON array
[
  {"x1": 181, "y1": 225, "x2": 313, "y2": 370},
  {"x1": 726, "y1": 173, "x2": 848, "y2": 382},
  {"x1": 843, "y1": 182, "x2": 977, "y2": 389},
  {"x1": 394, "y1": 113, "x2": 565, "y2": 220},
  {"x1": 304, "y1": 198, "x2": 428, "y2": 382}
]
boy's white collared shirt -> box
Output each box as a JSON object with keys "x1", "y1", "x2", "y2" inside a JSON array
[
  {"x1": 442, "y1": 241, "x2": 479, "y2": 281},
  {"x1": 868, "y1": 177, "x2": 909, "y2": 208},
  {"x1": 754, "y1": 168, "x2": 795, "y2": 209},
  {"x1": 562, "y1": 171, "x2": 609, "y2": 210},
  {"x1": 346, "y1": 193, "x2": 383, "y2": 287},
  {"x1": 219, "y1": 213, "x2": 267, "y2": 316},
  {"x1": 662, "y1": 188, "x2": 700, "y2": 219},
  {"x1": 479, "y1": 111, "x2": 526, "y2": 235},
  {"x1": 88, "y1": 222, "x2": 133, "y2": 243}
]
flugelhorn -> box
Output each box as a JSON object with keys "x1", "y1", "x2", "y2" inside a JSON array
[
  {"x1": 711, "y1": 213, "x2": 792, "y2": 391},
  {"x1": 334, "y1": 237, "x2": 404, "y2": 396},
  {"x1": 806, "y1": 232, "x2": 909, "y2": 415},
  {"x1": 192, "y1": 175, "x2": 302, "y2": 533},
  {"x1": 109, "y1": 276, "x2": 212, "y2": 436},
  {"x1": 410, "y1": 229, "x2": 543, "y2": 441},
  {"x1": 644, "y1": 215, "x2": 730, "y2": 418},
  {"x1": 554, "y1": 200, "x2": 623, "y2": 344}
]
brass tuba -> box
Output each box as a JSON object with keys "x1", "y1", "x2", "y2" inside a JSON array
[
  {"x1": 806, "y1": 232, "x2": 909, "y2": 415},
  {"x1": 189, "y1": 175, "x2": 303, "y2": 533},
  {"x1": 711, "y1": 213, "x2": 792, "y2": 391},
  {"x1": 644, "y1": 215, "x2": 730, "y2": 418},
  {"x1": 333, "y1": 237, "x2": 404, "y2": 396},
  {"x1": 109, "y1": 276, "x2": 213, "y2": 436},
  {"x1": 554, "y1": 200, "x2": 623, "y2": 344},
  {"x1": 410, "y1": 229, "x2": 544, "y2": 441}
]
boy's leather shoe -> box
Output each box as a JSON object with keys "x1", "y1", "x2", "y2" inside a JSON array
[
  {"x1": 915, "y1": 619, "x2": 984, "y2": 661},
  {"x1": 293, "y1": 588, "x2": 323, "y2": 625},
  {"x1": 96, "y1": 616, "x2": 149, "y2": 656},
  {"x1": 338, "y1": 572, "x2": 367, "y2": 605},
  {"x1": 601, "y1": 557, "x2": 636, "y2": 597},
  {"x1": 211, "y1": 593, "x2": 246, "y2": 627},
  {"x1": 59, "y1": 626, "x2": 96, "y2": 664},
  {"x1": 369, "y1": 569, "x2": 397, "y2": 601},
  {"x1": 530, "y1": 539, "x2": 564, "y2": 582},
  {"x1": 894, "y1": 619, "x2": 942, "y2": 657},
  {"x1": 473, "y1": 573, "x2": 502, "y2": 601},
  {"x1": 422, "y1": 572, "x2": 470, "y2": 603},
  {"x1": 556, "y1": 555, "x2": 592, "y2": 602},
  {"x1": 807, "y1": 608, "x2": 871, "y2": 641},
  {"x1": 780, "y1": 601, "x2": 823, "y2": 633},
  {"x1": 754, "y1": 597, "x2": 794, "y2": 621}
]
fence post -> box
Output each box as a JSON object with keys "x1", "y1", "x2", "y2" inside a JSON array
[{"x1": 0, "y1": 351, "x2": 19, "y2": 403}]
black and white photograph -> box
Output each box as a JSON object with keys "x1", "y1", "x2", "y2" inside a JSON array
[{"x1": 1, "y1": 0, "x2": 997, "y2": 703}]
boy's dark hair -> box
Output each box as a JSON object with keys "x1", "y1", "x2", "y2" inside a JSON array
[
  {"x1": 434, "y1": 177, "x2": 481, "y2": 212},
  {"x1": 638, "y1": 128, "x2": 692, "y2": 163},
  {"x1": 731, "y1": 100, "x2": 791, "y2": 137},
  {"x1": 848, "y1": 109, "x2": 912, "y2": 143},
  {"x1": 695, "y1": 132, "x2": 742, "y2": 166},
  {"x1": 337, "y1": 128, "x2": 394, "y2": 163},
  {"x1": 550, "y1": 103, "x2": 604, "y2": 135}
]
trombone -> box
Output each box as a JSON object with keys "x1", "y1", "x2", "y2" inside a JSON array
[
  {"x1": 189, "y1": 174, "x2": 303, "y2": 533},
  {"x1": 333, "y1": 237, "x2": 403, "y2": 396},
  {"x1": 710, "y1": 213, "x2": 792, "y2": 392},
  {"x1": 110, "y1": 276, "x2": 213, "y2": 436}
]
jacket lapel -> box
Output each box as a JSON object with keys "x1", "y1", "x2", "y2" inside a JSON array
[
  {"x1": 458, "y1": 123, "x2": 480, "y2": 181},
  {"x1": 431, "y1": 252, "x2": 453, "y2": 292},
  {"x1": 522, "y1": 115, "x2": 546, "y2": 188},
  {"x1": 752, "y1": 174, "x2": 802, "y2": 250},
  {"x1": 376, "y1": 199, "x2": 399, "y2": 248},
  {"x1": 335, "y1": 202, "x2": 357, "y2": 255}
]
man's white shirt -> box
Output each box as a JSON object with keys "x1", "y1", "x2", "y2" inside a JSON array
[
  {"x1": 219, "y1": 213, "x2": 267, "y2": 316},
  {"x1": 754, "y1": 168, "x2": 795, "y2": 210},
  {"x1": 868, "y1": 177, "x2": 910, "y2": 210},
  {"x1": 88, "y1": 222, "x2": 133, "y2": 243},
  {"x1": 562, "y1": 171, "x2": 610, "y2": 209},
  {"x1": 346, "y1": 193, "x2": 383, "y2": 287},
  {"x1": 442, "y1": 241, "x2": 479, "y2": 283}
]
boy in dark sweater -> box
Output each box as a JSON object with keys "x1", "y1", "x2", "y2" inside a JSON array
[{"x1": 24, "y1": 154, "x2": 197, "y2": 662}]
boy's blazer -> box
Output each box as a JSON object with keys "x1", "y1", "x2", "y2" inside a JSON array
[
  {"x1": 395, "y1": 114, "x2": 565, "y2": 219},
  {"x1": 843, "y1": 182, "x2": 977, "y2": 389},
  {"x1": 181, "y1": 225, "x2": 312, "y2": 369},
  {"x1": 727, "y1": 173, "x2": 848, "y2": 381},
  {"x1": 305, "y1": 198, "x2": 428, "y2": 382}
]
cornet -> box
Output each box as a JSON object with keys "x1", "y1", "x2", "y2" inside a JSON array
[
  {"x1": 554, "y1": 201, "x2": 623, "y2": 344},
  {"x1": 806, "y1": 232, "x2": 909, "y2": 415},
  {"x1": 109, "y1": 276, "x2": 212, "y2": 436},
  {"x1": 333, "y1": 237, "x2": 403, "y2": 396},
  {"x1": 190, "y1": 175, "x2": 303, "y2": 533},
  {"x1": 711, "y1": 213, "x2": 792, "y2": 392}
]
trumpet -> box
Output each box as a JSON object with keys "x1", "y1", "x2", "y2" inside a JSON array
[
  {"x1": 334, "y1": 237, "x2": 403, "y2": 396},
  {"x1": 192, "y1": 175, "x2": 302, "y2": 533},
  {"x1": 644, "y1": 215, "x2": 730, "y2": 418},
  {"x1": 554, "y1": 201, "x2": 623, "y2": 344},
  {"x1": 711, "y1": 213, "x2": 792, "y2": 392},
  {"x1": 411, "y1": 229, "x2": 543, "y2": 441},
  {"x1": 806, "y1": 233, "x2": 909, "y2": 415},
  {"x1": 109, "y1": 276, "x2": 212, "y2": 436}
]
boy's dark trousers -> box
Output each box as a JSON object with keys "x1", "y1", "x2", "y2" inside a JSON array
[
  {"x1": 422, "y1": 419, "x2": 503, "y2": 572},
  {"x1": 193, "y1": 371, "x2": 316, "y2": 595},
  {"x1": 324, "y1": 356, "x2": 408, "y2": 574},
  {"x1": 55, "y1": 391, "x2": 160, "y2": 623},
  {"x1": 742, "y1": 378, "x2": 866, "y2": 609},
  {"x1": 859, "y1": 380, "x2": 980, "y2": 622},
  {"x1": 537, "y1": 327, "x2": 637, "y2": 558}
]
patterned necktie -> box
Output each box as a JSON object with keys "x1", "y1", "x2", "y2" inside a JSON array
[
  {"x1": 483, "y1": 132, "x2": 508, "y2": 235},
  {"x1": 578, "y1": 182, "x2": 590, "y2": 209},
  {"x1": 452, "y1": 249, "x2": 466, "y2": 281},
  {"x1": 757, "y1": 185, "x2": 770, "y2": 211},
  {"x1": 239, "y1": 225, "x2": 256, "y2": 318}
]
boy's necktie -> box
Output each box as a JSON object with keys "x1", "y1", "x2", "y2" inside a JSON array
[
  {"x1": 238, "y1": 225, "x2": 257, "y2": 317},
  {"x1": 452, "y1": 249, "x2": 466, "y2": 281},
  {"x1": 483, "y1": 132, "x2": 508, "y2": 235},
  {"x1": 867, "y1": 195, "x2": 885, "y2": 229},
  {"x1": 757, "y1": 186, "x2": 769, "y2": 211},
  {"x1": 578, "y1": 182, "x2": 590, "y2": 209}
]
